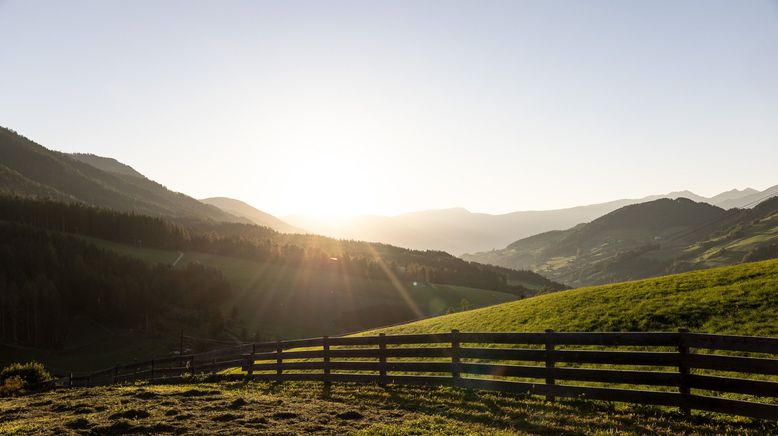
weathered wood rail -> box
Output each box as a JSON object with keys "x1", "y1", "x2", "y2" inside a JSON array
[{"x1": 69, "y1": 330, "x2": 778, "y2": 420}]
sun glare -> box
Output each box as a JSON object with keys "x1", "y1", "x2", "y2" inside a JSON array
[{"x1": 288, "y1": 155, "x2": 372, "y2": 219}]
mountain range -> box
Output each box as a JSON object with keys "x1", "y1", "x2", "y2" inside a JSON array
[
  {"x1": 3, "y1": 124, "x2": 775, "y2": 291},
  {"x1": 286, "y1": 186, "x2": 778, "y2": 255},
  {"x1": 463, "y1": 196, "x2": 778, "y2": 287}
]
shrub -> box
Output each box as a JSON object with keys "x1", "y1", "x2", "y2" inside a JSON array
[
  {"x1": 0, "y1": 361, "x2": 52, "y2": 386},
  {"x1": 0, "y1": 376, "x2": 26, "y2": 396}
]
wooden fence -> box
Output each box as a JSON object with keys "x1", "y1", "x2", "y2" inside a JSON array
[{"x1": 69, "y1": 330, "x2": 778, "y2": 420}]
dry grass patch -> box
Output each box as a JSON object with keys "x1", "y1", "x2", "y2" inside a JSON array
[{"x1": 1, "y1": 380, "x2": 775, "y2": 434}]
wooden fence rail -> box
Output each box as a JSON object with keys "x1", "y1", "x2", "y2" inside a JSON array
[{"x1": 67, "y1": 330, "x2": 778, "y2": 420}]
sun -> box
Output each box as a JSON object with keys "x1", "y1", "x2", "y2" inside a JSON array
[{"x1": 287, "y1": 154, "x2": 373, "y2": 219}]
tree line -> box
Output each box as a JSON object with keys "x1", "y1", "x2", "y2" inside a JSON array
[
  {"x1": 0, "y1": 196, "x2": 564, "y2": 294},
  {"x1": 0, "y1": 222, "x2": 231, "y2": 347}
]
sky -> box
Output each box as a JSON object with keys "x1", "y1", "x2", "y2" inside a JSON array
[{"x1": 1, "y1": 0, "x2": 777, "y2": 218}]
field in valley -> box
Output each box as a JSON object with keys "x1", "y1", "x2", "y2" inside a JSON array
[{"x1": 89, "y1": 237, "x2": 518, "y2": 339}]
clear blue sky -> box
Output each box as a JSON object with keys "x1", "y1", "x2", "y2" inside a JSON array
[{"x1": 1, "y1": 0, "x2": 777, "y2": 217}]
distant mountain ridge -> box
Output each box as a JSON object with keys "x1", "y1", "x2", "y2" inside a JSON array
[
  {"x1": 201, "y1": 197, "x2": 304, "y2": 234},
  {"x1": 286, "y1": 187, "x2": 774, "y2": 255},
  {"x1": 463, "y1": 196, "x2": 778, "y2": 287},
  {"x1": 714, "y1": 185, "x2": 778, "y2": 210}
]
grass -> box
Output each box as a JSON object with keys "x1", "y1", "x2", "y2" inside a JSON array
[
  {"x1": 362, "y1": 259, "x2": 778, "y2": 337},
  {"x1": 1, "y1": 380, "x2": 774, "y2": 435},
  {"x1": 332, "y1": 259, "x2": 778, "y2": 411}
]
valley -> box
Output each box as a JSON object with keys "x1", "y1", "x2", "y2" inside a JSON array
[
  {"x1": 2, "y1": 2, "x2": 778, "y2": 432},
  {"x1": 464, "y1": 197, "x2": 778, "y2": 287}
]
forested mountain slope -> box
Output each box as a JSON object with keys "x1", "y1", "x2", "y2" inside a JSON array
[
  {"x1": 0, "y1": 196, "x2": 565, "y2": 295},
  {"x1": 0, "y1": 195, "x2": 567, "y2": 370},
  {"x1": 0, "y1": 127, "x2": 242, "y2": 222}
]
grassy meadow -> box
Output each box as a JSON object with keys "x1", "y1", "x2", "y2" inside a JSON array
[
  {"x1": 363, "y1": 258, "x2": 778, "y2": 336},
  {"x1": 2, "y1": 380, "x2": 774, "y2": 435}
]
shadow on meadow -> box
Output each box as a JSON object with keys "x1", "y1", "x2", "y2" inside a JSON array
[{"x1": 1, "y1": 381, "x2": 775, "y2": 435}]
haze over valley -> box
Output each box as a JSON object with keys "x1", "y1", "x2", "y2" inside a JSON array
[{"x1": 285, "y1": 186, "x2": 778, "y2": 255}]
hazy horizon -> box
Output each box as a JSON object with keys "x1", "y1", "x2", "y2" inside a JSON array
[{"x1": 2, "y1": 0, "x2": 777, "y2": 217}]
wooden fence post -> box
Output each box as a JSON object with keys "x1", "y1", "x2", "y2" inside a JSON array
[
  {"x1": 451, "y1": 329, "x2": 461, "y2": 383},
  {"x1": 678, "y1": 328, "x2": 691, "y2": 417},
  {"x1": 323, "y1": 336, "x2": 331, "y2": 386},
  {"x1": 276, "y1": 339, "x2": 283, "y2": 381},
  {"x1": 68, "y1": 372, "x2": 73, "y2": 388},
  {"x1": 379, "y1": 333, "x2": 387, "y2": 387},
  {"x1": 545, "y1": 329, "x2": 556, "y2": 402},
  {"x1": 190, "y1": 355, "x2": 196, "y2": 376},
  {"x1": 247, "y1": 344, "x2": 256, "y2": 377}
]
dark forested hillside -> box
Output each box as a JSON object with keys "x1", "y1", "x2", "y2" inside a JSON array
[
  {"x1": 0, "y1": 196, "x2": 566, "y2": 369},
  {"x1": 0, "y1": 126, "x2": 242, "y2": 222},
  {"x1": 0, "y1": 196, "x2": 566, "y2": 295},
  {"x1": 0, "y1": 222, "x2": 231, "y2": 348},
  {"x1": 464, "y1": 197, "x2": 778, "y2": 286}
]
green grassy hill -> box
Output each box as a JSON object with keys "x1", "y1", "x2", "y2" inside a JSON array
[{"x1": 366, "y1": 258, "x2": 778, "y2": 337}]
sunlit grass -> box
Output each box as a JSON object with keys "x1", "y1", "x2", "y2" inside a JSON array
[
  {"x1": 364, "y1": 259, "x2": 778, "y2": 336},
  {"x1": 2, "y1": 381, "x2": 774, "y2": 434}
]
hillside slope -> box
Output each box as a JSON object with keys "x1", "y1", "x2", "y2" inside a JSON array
[
  {"x1": 201, "y1": 197, "x2": 304, "y2": 234},
  {"x1": 463, "y1": 197, "x2": 778, "y2": 286},
  {"x1": 69, "y1": 153, "x2": 146, "y2": 178},
  {"x1": 368, "y1": 258, "x2": 778, "y2": 337},
  {"x1": 0, "y1": 127, "x2": 242, "y2": 222}
]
